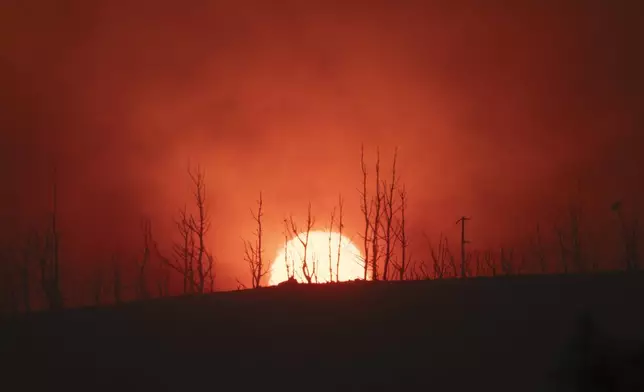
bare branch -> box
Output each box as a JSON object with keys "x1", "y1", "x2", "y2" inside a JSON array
[
  {"x1": 359, "y1": 144, "x2": 372, "y2": 280},
  {"x1": 235, "y1": 278, "x2": 248, "y2": 290},
  {"x1": 393, "y1": 184, "x2": 409, "y2": 280},
  {"x1": 483, "y1": 250, "x2": 496, "y2": 277},
  {"x1": 336, "y1": 194, "x2": 344, "y2": 282},
  {"x1": 425, "y1": 232, "x2": 448, "y2": 280},
  {"x1": 288, "y1": 202, "x2": 316, "y2": 284},
  {"x1": 382, "y1": 147, "x2": 398, "y2": 281},
  {"x1": 555, "y1": 225, "x2": 569, "y2": 274},
  {"x1": 243, "y1": 192, "x2": 268, "y2": 288},
  {"x1": 612, "y1": 201, "x2": 640, "y2": 271},
  {"x1": 500, "y1": 247, "x2": 514, "y2": 276},
  {"x1": 283, "y1": 220, "x2": 292, "y2": 279},
  {"x1": 136, "y1": 217, "x2": 152, "y2": 300},
  {"x1": 456, "y1": 216, "x2": 471, "y2": 278},
  {"x1": 328, "y1": 206, "x2": 336, "y2": 283},
  {"x1": 38, "y1": 165, "x2": 63, "y2": 310},
  {"x1": 371, "y1": 147, "x2": 382, "y2": 280}
]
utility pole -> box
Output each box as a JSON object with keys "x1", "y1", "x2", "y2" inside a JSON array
[{"x1": 456, "y1": 216, "x2": 471, "y2": 278}]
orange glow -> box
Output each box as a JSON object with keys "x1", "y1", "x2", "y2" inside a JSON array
[
  {"x1": 269, "y1": 231, "x2": 366, "y2": 285},
  {"x1": 2, "y1": 1, "x2": 643, "y2": 299}
]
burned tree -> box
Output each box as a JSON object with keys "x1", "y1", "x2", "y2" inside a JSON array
[
  {"x1": 500, "y1": 247, "x2": 515, "y2": 276},
  {"x1": 137, "y1": 217, "x2": 171, "y2": 299},
  {"x1": 483, "y1": 250, "x2": 497, "y2": 277},
  {"x1": 555, "y1": 190, "x2": 585, "y2": 274},
  {"x1": 243, "y1": 192, "x2": 269, "y2": 288},
  {"x1": 393, "y1": 185, "x2": 410, "y2": 280},
  {"x1": 359, "y1": 145, "x2": 372, "y2": 280},
  {"x1": 456, "y1": 216, "x2": 471, "y2": 278},
  {"x1": 358, "y1": 145, "x2": 402, "y2": 281},
  {"x1": 188, "y1": 165, "x2": 213, "y2": 293},
  {"x1": 381, "y1": 148, "x2": 399, "y2": 281},
  {"x1": 370, "y1": 149, "x2": 383, "y2": 280},
  {"x1": 371, "y1": 149, "x2": 383, "y2": 280},
  {"x1": 283, "y1": 219, "x2": 293, "y2": 279},
  {"x1": 39, "y1": 167, "x2": 63, "y2": 310},
  {"x1": 288, "y1": 202, "x2": 316, "y2": 284},
  {"x1": 324, "y1": 194, "x2": 345, "y2": 283},
  {"x1": 162, "y1": 165, "x2": 215, "y2": 294},
  {"x1": 328, "y1": 205, "x2": 336, "y2": 282},
  {"x1": 555, "y1": 224, "x2": 570, "y2": 274},
  {"x1": 569, "y1": 205, "x2": 584, "y2": 273},
  {"x1": 137, "y1": 218, "x2": 152, "y2": 300},
  {"x1": 335, "y1": 194, "x2": 344, "y2": 282},
  {"x1": 423, "y1": 232, "x2": 450, "y2": 280},
  {"x1": 612, "y1": 201, "x2": 640, "y2": 271},
  {"x1": 173, "y1": 205, "x2": 195, "y2": 294}
]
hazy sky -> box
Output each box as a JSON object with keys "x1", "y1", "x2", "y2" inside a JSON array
[{"x1": 1, "y1": 0, "x2": 642, "y2": 291}]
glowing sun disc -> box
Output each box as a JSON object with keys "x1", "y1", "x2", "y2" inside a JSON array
[{"x1": 269, "y1": 231, "x2": 366, "y2": 285}]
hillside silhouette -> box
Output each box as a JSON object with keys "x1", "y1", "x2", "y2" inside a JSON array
[
  {"x1": 3, "y1": 2, "x2": 643, "y2": 391},
  {"x1": 3, "y1": 272, "x2": 644, "y2": 391}
]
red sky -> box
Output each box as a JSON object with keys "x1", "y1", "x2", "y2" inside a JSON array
[{"x1": 1, "y1": 0, "x2": 643, "y2": 295}]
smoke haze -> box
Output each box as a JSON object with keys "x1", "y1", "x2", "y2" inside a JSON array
[{"x1": 1, "y1": 0, "x2": 642, "y2": 293}]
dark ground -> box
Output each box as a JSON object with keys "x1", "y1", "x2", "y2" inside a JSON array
[{"x1": 2, "y1": 273, "x2": 644, "y2": 391}]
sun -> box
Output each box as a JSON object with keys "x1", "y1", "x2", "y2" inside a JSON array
[{"x1": 269, "y1": 231, "x2": 366, "y2": 285}]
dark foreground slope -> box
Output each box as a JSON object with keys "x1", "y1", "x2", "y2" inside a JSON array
[{"x1": 2, "y1": 273, "x2": 644, "y2": 391}]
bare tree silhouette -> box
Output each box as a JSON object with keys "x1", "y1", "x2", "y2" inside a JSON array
[
  {"x1": 187, "y1": 165, "x2": 214, "y2": 293},
  {"x1": 328, "y1": 205, "x2": 336, "y2": 282},
  {"x1": 612, "y1": 201, "x2": 640, "y2": 271},
  {"x1": 426, "y1": 232, "x2": 449, "y2": 280},
  {"x1": 288, "y1": 202, "x2": 316, "y2": 284},
  {"x1": 456, "y1": 216, "x2": 471, "y2": 278},
  {"x1": 283, "y1": 219, "x2": 293, "y2": 280},
  {"x1": 137, "y1": 218, "x2": 152, "y2": 300},
  {"x1": 162, "y1": 165, "x2": 215, "y2": 294},
  {"x1": 38, "y1": 167, "x2": 63, "y2": 310},
  {"x1": 569, "y1": 205, "x2": 584, "y2": 273},
  {"x1": 5, "y1": 145, "x2": 644, "y2": 313},
  {"x1": 359, "y1": 144, "x2": 372, "y2": 280},
  {"x1": 446, "y1": 247, "x2": 458, "y2": 277},
  {"x1": 371, "y1": 149, "x2": 383, "y2": 281},
  {"x1": 174, "y1": 205, "x2": 195, "y2": 294},
  {"x1": 556, "y1": 224, "x2": 570, "y2": 274},
  {"x1": 157, "y1": 250, "x2": 170, "y2": 297},
  {"x1": 555, "y1": 194, "x2": 585, "y2": 274},
  {"x1": 500, "y1": 247, "x2": 515, "y2": 276},
  {"x1": 484, "y1": 249, "x2": 497, "y2": 277},
  {"x1": 393, "y1": 185, "x2": 410, "y2": 280},
  {"x1": 335, "y1": 194, "x2": 344, "y2": 282},
  {"x1": 243, "y1": 192, "x2": 269, "y2": 288},
  {"x1": 470, "y1": 250, "x2": 483, "y2": 276},
  {"x1": 382, "y1": 147, "x2": 399, "y2": 281}
]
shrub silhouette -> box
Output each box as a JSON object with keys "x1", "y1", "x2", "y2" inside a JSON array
[{"x1": 277, "y1": 276, "x2": 299, "y2": 288}]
